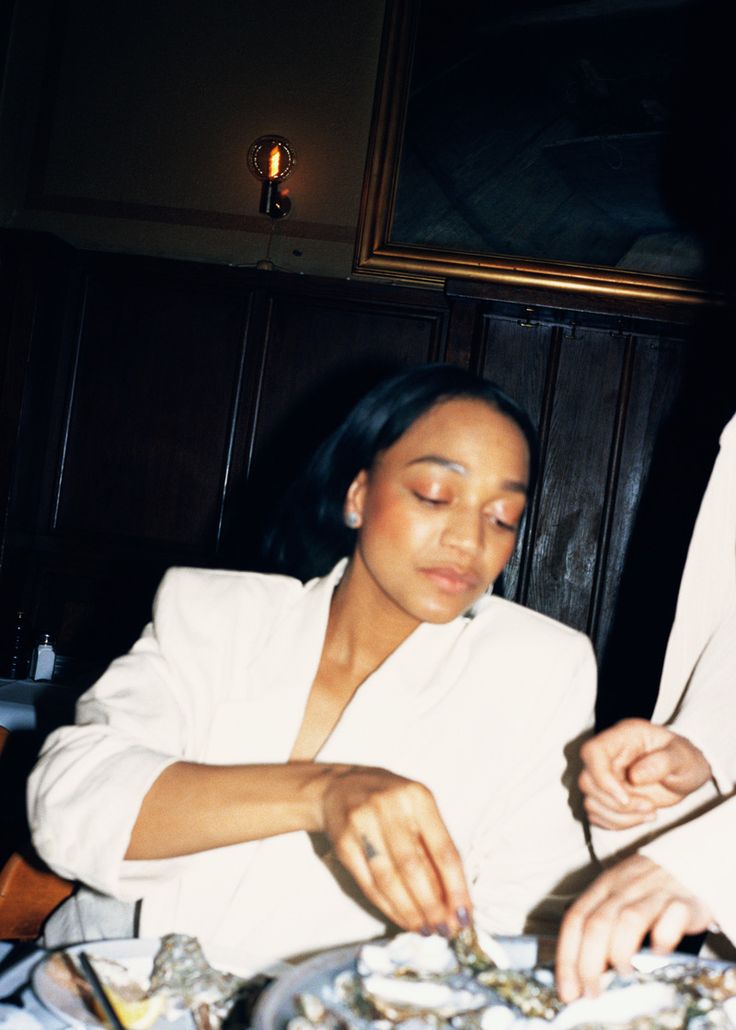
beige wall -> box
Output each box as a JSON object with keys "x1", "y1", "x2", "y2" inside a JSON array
[{"x1": 1, "y1": 0, "x2": 387, "y2": 277}]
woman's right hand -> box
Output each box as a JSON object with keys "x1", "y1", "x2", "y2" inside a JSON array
[{"x1": 320, "y1": 765, "x2": 472, "y2": 935}]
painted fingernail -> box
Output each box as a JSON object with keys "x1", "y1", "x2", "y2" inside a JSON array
[
  {"x1": 455, "y1": 906, "x2": 471, "y2": 928},
  {"x1": 436, "y1": 923, "x2": 450, "y2": 938},
  {"x1": 420, "y1": 925, "x2": 432, "y2": 937}
]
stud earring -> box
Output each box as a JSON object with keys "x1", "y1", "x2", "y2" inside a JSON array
[{"x1": 345, "y1": 511, "x2": 360, "y2": 529}]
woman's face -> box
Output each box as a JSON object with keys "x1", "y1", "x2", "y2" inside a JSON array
[{"x1": 345, "y1": 397, "x2": 530, "y2": 626}]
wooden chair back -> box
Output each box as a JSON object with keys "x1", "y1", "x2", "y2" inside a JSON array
[{"x1": 0, "y1": 724, "x2": 75, "y2": 939}]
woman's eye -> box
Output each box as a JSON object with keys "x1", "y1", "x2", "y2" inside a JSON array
[
  {"x1": 412, "y1": 491, "x2": 447, "y2": 506},
  {"x1": 488, "y1": 513, "x2": 518, "y2": 532}
]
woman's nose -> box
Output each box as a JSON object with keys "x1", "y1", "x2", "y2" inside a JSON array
[{"x1": 440, "y1": 505, "x2": 482, "y2": 553}]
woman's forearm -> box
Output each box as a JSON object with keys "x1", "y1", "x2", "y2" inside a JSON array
[
  {"x1": 125, "y1": 760, "x2": 349, "y2": 859},
  {"x1": 127, "y1": 759, "x2": 472, "y2": 937}
]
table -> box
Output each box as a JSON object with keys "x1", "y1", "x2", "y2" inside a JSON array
[
  {"x1": 0, "y1": 941, "x2": 65, "y2": 1028},
  {"x1": 0, "y1": 680, "x2": 85, "y2": 734},
  {"x1": 0, "y1": 940, "x2": 273, "y2": 1029}
]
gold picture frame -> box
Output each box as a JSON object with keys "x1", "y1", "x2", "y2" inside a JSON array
[{"x1": 354, "y1": 0, "x2": 715, "y2": 314}]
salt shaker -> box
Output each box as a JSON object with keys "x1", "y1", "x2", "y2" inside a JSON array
[{"x1": 29, "y1": 633, "x2": 56, "y2": 681}]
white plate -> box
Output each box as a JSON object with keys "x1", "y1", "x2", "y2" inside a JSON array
[
  {"x1": 31, "y1": 938, "x2": 191, "y2": 1030},
  {"x1": 252, "y1": 935, "x2": 733, "y2": 1030}
]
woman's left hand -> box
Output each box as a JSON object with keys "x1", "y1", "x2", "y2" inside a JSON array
[{"x1": 320, "y1": 764, "x2": 473, "y2": 935}]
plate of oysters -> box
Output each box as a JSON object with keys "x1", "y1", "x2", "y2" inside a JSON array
[
  {"x1": 32, "y1": 934, "x2": 250, "y2": 1030},
  {"x1": 252, "y1": 928, "x2": 736, "y2": 1030}
]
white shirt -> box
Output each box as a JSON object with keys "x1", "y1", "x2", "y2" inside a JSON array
[
  {"x1": 29, "y1": 561, "x2": 596, "y2": 975},
  {"x1": 592, "y1": 415, "x2": 736, "y2": 940},
  {"x1": 640, "y1": 796, "x2": 736, "y2": 949},
  {"x1": 653, "y1": 414, "x2": 736, "y2": 793}
]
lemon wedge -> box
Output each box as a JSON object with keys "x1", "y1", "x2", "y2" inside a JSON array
[{"x1": 104, "y1": 988, "x2": 166, "y2": 1030}]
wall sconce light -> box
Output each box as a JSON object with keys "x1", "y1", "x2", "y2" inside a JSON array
[{"x1": 247, "y1": 135, "x2": 295, "y2": 219}]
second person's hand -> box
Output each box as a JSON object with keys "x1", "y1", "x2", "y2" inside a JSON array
[
  {"x1": 580, "y1": 719, "x2": 712, "y2": 829},
  {"x1": 555, "y1": 854, "x2": 713, "y2": 1002}
]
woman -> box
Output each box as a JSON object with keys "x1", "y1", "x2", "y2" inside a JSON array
[{"x1": 29, "y1": 364, "x2": 596, "y2": 976}]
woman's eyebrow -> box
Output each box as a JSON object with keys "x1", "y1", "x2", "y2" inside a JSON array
[
  {"x1": 407, "y1": 455, "x2": 468, "y2": 475},
  {"x1": 407, "y1": 455, "x2": 528, "y2": 494}
]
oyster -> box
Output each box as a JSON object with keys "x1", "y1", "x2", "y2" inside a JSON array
[
  {"x1": 358, "y1": 934, "x2": 459, "y2": 979},
  {"x1": 285, "y1": 933, "x2": 736, "y2": 1030},
  {"x1": 357, "y1": 933, "x2": 487, "y2": 1021},
  {"x1": 454, "y1": 926, "x2": 511, "y2": 973},
  {"x1": 149, "y1": 933, "x2": 244, "y2": 1029},
  {"x1": 361, "y1": 972, "x2": 487, "y2": 1020}
]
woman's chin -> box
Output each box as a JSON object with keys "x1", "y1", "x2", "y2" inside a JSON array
[{"x1": 417, "y1": 595, "x2": 479, "y2": 624}]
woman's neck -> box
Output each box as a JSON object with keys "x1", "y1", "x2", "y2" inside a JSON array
[{"x1": 325, "y1": 557, "x2": 420, "y2": 681}]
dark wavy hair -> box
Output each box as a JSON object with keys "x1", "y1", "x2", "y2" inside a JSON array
[{"x1": 263, "y1": 363, "x2": 538, "y2": 581}]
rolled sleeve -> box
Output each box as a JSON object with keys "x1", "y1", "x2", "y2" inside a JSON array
[
  {"x1": 667, "y1": 606, "x2": 736, "y2": 795},
  {"x1": 28, "y1": 728, "x2": 177, "y2": 895},
  {"x1": 640, "y1": 796, "x2": 736, "y2": 947},
  {"x1": 27, "y1": 566, "x2": 238, "y2": 896}
]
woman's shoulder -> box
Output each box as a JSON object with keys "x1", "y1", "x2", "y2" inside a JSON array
[
  {"x1": 152, "y1": 566, "x2": 309, "y2": 635},
  {"x1": 467, "y1": 595, "x2": 594, "y2": 663},
  {"x1": 157, "y1": 565, "x2": 305, "y2": 604},
  {"x1": 461, "y1": 598, "x2": 596, "y2": 715}
]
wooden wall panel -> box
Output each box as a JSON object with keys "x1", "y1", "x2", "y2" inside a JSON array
[
  {"x1": 524, "y1": 327, "x2": 624, "y2": 633},
  {"x1": 228, "y1": 288, "x2": 450, "y2": 567},
  {"x1": 1, "y1": 233, "x2": 732, "y2": 736},
  {"x1": 475, "y1": 314, "x2": 554, "y2": 602},
  {"x1": 252, "y1": 294, "x2": 448, "y2": 461},
  {"x1": 53, "y1": 270, "x2": 253, "y2": 549},
  {"x1": 591, "y1": 335, "x2": 686, "y2": 649},
  {"x1": 461, "y1": 283, "x2": 725, "y2": 726}
]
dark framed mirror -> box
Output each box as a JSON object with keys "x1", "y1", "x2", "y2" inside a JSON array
[{"x1": 355, "y1": 0, "x2": 723, "y2": 314}]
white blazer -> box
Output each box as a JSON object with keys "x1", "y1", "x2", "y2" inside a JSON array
[
  {"x1": 29, "y1": 561, "x2": 596, "y2": 975},
  {"x1": 593, "y1": 416, "x2": 736, "y2": 880}
]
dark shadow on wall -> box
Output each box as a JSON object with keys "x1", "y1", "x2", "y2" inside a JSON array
[{"x1": 223, "y1": 359, "x2": 407, "y2": 575}]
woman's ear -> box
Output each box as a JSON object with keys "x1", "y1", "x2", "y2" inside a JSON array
[{"x1": 344, "y1": 469, "x2": 368, "y2": 528}]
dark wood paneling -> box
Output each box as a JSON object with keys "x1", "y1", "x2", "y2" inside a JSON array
[
  {"x1": 475, "y1": 314, "x2": 555, "y2": 602},
  {"x1": 591, "y1": 335, "x2": 687, "y2": 653},
  {"x1": 254, "y1": 295, "x2": 447, "y2": 453},
  {"x1": 1, "y1": 232, "x2": 732, "y2": 735},
  {"x1": 452, "y1": 283, "x2": 735, "y2": 728},
  {"x1": 525, "y1": 327, "x2": 624, "y2": 631},
  {"x1": 0, "y1": 241, "x2": 454, "y2": 659},
  {"x1": 53, "y1": 270, "x2": 253, "y2": 548},
  {"x1": 227, "y1": 285, "x2": 450, "y2": 567}
]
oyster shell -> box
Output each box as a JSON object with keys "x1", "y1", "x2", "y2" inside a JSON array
[
  {"x1": 149, "y1": 933, "x2": 244, "y2": 1029},
  {"x1": 361, "y1": 972, "x2": 487, "y2": 1020},
  {"x1": 290, "y1": 934, "x2": 736, "y2": 1030},
  {"x1": 358, "y1": 934, "x2": 459, "y2": 979}
]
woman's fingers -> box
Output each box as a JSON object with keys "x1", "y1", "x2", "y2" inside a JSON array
[
  {"x1": 392, "y1": 783, "x2": 471, "y2": 931},
  {"x1": 336, "y1": 819, "x2": 425, "y2": 929},
  {"x1": 322, "y1": 767, "x2": 470, "y2": 933},
  {"x1": 418, "y1": 817, "x2": 471, "y2": 929}
]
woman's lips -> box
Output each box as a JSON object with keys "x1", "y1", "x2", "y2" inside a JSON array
[{"x1": 420, "y1": 566, "x2": 481, "y2": 594}]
